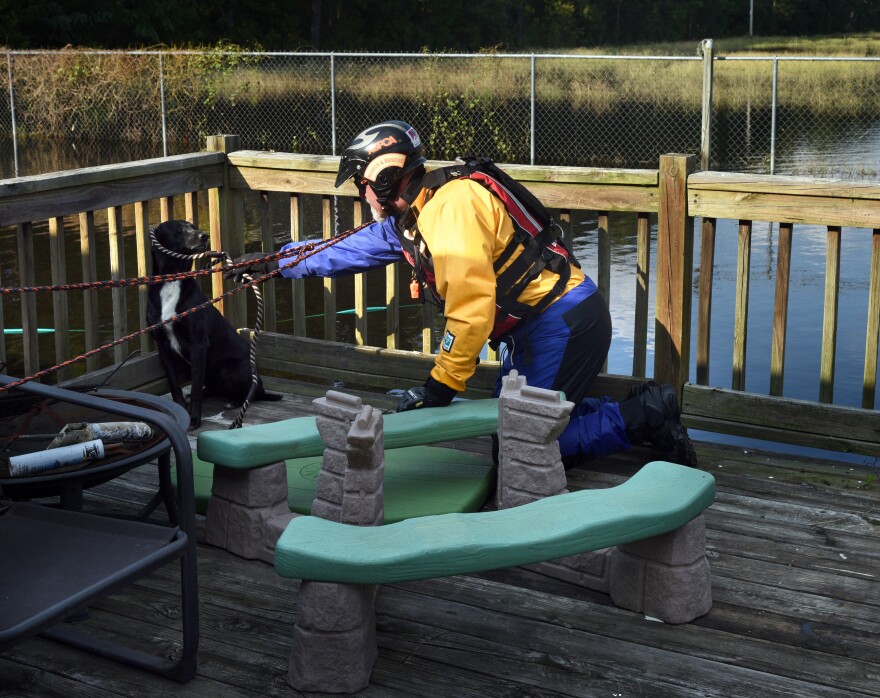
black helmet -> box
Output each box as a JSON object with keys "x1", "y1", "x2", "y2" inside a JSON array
[{"x1": 334, "y1": 120, "x2": 426, "y2": 204}]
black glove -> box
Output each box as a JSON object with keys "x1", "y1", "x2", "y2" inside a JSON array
[
  {"x1": 396, "y1": 376, "x2": 457, "y2": 412},
  {"x1": 225, "y1": 252, "x2": 279, "y2": 283}
]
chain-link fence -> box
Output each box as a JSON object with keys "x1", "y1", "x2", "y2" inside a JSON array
[
  {"x1": 3, "y1": 48, "x2": 880, "y2": 179},
  {"x1": 712, "y1": 56, "x2": 880, "y2": 177}
]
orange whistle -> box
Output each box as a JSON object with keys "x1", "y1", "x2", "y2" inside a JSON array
[{"x1": 409, "y1": 279, "x2": 421, "y2": 299}]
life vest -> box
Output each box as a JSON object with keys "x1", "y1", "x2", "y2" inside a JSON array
[{"x1": 396, "y1": 156, "x2": 580, "y2": 341}]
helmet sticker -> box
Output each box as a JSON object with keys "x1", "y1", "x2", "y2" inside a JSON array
[
  {"x1": 406, "y1": 127, "x2": 421, "y2": 147},
  {"x1": 366, "y1": 135, "x2": 399, "y2": 155},
  {"x1": 363, "y1": 152, "x2": 406, "y2": 182},
  {"x1": 349, "y1": 127, "x2": 383, "y2": 151}
]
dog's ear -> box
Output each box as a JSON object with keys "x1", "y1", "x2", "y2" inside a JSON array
[{"x1": 152, "y1": 220, "x2": 171, "y2": 240}]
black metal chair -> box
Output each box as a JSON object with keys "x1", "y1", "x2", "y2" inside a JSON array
[{"x1": 0, "y1": 376, "x2": 198, "y2": 682}]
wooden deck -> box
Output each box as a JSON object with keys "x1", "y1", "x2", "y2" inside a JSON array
[{"x1": 1, "y1": 386, "x2": 879, "y2": 697}]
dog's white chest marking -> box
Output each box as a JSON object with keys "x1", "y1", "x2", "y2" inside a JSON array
[{"x1": 159, "y1": 282, "x2": 186, "y2": 360}]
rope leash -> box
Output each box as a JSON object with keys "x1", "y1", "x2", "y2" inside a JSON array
[
  {"x1": 0, "y1": 269, "x2": 278, "y2": 393},
  {"x1": 0, "y1": 224, "x2": 367, "y2": 428},
  {"x1": 0, "y1": 228, "x2": 360, "y2": 295}
]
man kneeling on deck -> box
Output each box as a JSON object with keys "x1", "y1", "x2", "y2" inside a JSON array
[{"x1": 228, "y1": 120, "x2": 697, "y2": 468}]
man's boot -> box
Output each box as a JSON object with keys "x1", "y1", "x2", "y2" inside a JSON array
[{"x1": 618, "y1": 381, "x2": 698, "y2": 468}]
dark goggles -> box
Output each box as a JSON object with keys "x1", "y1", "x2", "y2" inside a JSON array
[{"x1": 356, "y1": 178, "x2": 395, "y2": 204}]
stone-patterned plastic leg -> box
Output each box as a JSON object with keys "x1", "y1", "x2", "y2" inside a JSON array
[
  {"x1": 495, "y1": 371, "x2": 614, "y2": 589},
  {"x1": 205, "y1": 460, "x2": 295, "y2": 563},
  {"x1": 608, "y1": 513, "x2": 712, "y2": 624},
  {"x1": 288, "y1": 398, "x2": 384, "y2": 693},
  {"x1": 525, "y1": 549, "x2": 613, "y2": 594},
  {"x1": 496, "y1": 370, "x2": 574, "y2": 510},
  {"x1": 311, "y1": 390, "x2": 364, "y2": 521},
  {"x1": 289, "y1": 581, "x2": 379, "y2": 693}
]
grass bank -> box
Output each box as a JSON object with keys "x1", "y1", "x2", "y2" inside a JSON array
[
  {"x1": 211, "y1": 32, "x2": 880, "y2": 114},
  {"x1": 3, "y1": 33, "x2": 879, "y2": 152}
]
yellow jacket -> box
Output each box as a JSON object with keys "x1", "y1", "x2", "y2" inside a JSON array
[{"x1": 409, "y1": 177, "x2": 584, "y2": 392}]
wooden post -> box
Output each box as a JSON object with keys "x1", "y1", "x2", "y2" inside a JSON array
[
  {"x1": 654, "y1": 154, "x2": 696, "y2": 395},
  {"x1": 290, "y1": 194, "x2": 306, "y2": 337},
  {"x1": 598, "y1": 211, "x2": 610, "y2": 373},
  {"x1": 79, "y1": 211, "x2": 100, "y2": 373},
  {"x1": 633, "y1": 212, "x2": 651, "y2": 378},
  {"x1": 695, "y1": 217, "x2": 716, "y2": 385},
  {"x1": 185, "y1": 191, "x2": 199, "y2": 228},
  {"x1": 108, "y1": 205, "x2": 127, "y2": 365},
  {"x1": 385, "y1": 263, "x2": 399, "y2": 350},
  {"x1": 353, "y1": 200, "x2": 367, "y2": 345},
  {"x1": 48, "y1": 217, "x2": 71, "y2": 382},
  {"x1": 770, "y1": 222, "x2": 793, "y2": 396},
  {"x1": 260, "y1": 191, "x2": 276, "y2": 333},
  {"x1": 134, "y1": 200, "x2": 154, "y2": 355},
  {"x1": 820, "y1": 225, "x2": 842, "y2": 404},
  {"x1": 160, "y1": 195, "x2": 174, "y2": 222},
  {"x1": 732, "y1": 220, "x2": 752, "y2": 392},
  {"x1": 206, "y1": 134, "x2": 244, "y2": 328},
  {"x1": 16, "y1": 223, "x2": 39, "y2": 376},
  {"x1": 322, "y1": 196, "x2": 336, "y2": 341}
]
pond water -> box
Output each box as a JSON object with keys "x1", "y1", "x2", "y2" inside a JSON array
[{"x1": 2, "y1": 137, "x2": 878, "y2": 468}]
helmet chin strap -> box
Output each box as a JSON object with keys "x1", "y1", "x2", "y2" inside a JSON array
[
  {"x1": 363, "y1": 166, "x2": 425, "y2": 223},
  {"x1": 399, "y1": 168, "x2": 425, "y2": 206}
]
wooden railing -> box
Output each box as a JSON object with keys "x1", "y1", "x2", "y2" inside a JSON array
[
  {"x1": 221, "y1": 146, "x2": 676, "y2": 380},
  {"x1": 685, "y1": 172, "x2": 880, "y2": 456},
  {"x1": 1, "y1": 138, "x2": 878, "y2": 458},
  {"x1": 0, "y1": 147, "x2": 226, "y2": 381}
]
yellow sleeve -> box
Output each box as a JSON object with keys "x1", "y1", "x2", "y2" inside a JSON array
[{"x1": 416, "y1": 179, "x2": 512, "y2": 392}]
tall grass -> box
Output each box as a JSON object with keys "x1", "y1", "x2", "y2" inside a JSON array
[{"x1": 4, "y1": 34, "x2": 880, "y2": 147}]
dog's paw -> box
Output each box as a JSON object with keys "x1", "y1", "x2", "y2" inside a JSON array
[{"x1": 188, "y1": 416, "x2": 201, "y2": 431}]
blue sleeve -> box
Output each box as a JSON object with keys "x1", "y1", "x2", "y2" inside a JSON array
[{"x1": 277, "y1": 217, "x2": 403, "y2": 279}]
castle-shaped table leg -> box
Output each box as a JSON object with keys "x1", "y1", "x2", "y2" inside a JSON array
[
  {"x1": 288, "y1": 394, "x2": 384, "y2": 693},
  {"x1": 496, "y1": 372, "x2": 711, "y2": 620},
  {"x1": 496, "y1": 370, "x2": 573, "y2": 509},
  {"x1": 608, "y1": 513, "x2": 712, "y2": 624}
]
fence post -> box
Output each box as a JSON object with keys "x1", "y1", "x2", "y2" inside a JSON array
[
  {"x1": 699, "y1": 39, "x2": 714, "y2": 171},
  {"x1": 207, "y1": 134, "x2": 245, "y2": 328},
  {"x1": 159, "y1": 53, "x2": 168, "y2": 157},
  {"x1": 770, "y1": 57, "x2": 778, "y2": 175},
  {"x1": 654, "y1": 154, "x2": 697, "y2": 396},
  {"x1": 7, "y1": 52, "x2": 19, "y2": 178},
  {"x1": 16, "y1": 223, "x2": 38, "y2": 376},
  {"x1": 330, "y1": 53, "x2": 337, "y2": 155},
  {"x1": 530, "y1": 54, "x2": 536, "y2": 166}
]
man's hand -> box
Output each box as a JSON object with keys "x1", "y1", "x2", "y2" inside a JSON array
[
  {"x1": 396, "y1": 376, "x2": 456, "y2": 412},
  {"x1": 225, "y1": 252, "x2": 279, "y2": 283}
]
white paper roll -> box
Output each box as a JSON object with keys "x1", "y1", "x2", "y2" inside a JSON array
[{"x1": 8, "y1": 439, "x2": 105, "y2": 477}]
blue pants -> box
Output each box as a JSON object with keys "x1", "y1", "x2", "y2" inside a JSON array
[{"x1": 494, "y1": 279, "x2": 630, "y2": 458}]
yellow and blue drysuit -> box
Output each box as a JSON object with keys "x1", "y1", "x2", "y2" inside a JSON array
[{"x1": 277, "y1": 177, "x2": 630, "y2": 459}]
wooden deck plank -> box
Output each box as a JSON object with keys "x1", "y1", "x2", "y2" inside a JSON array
[
  {"x1": 2, "y1": 391, "x2": 879, "y2": 697},
  {"x1": 383, "y1": 579, "x2": 862, "y2": 697}
]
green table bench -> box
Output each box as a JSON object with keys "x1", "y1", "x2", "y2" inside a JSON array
[
  {"x1": 197, "y1": 399, "x2": 499, "y2": 467},
  {"x1": 278, "y1": 456, "x2": 716, "y2": 694},
  {"x1": 195, "y1": 397, "x2": 500, "y2": 561},
  {"x1": 275, "y1": 459, "x2": 716, "y2": 584}
]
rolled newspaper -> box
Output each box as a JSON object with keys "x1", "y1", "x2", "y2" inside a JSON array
[
  {"x1": 47, "y1": 422, "x2": 153, "y2": 449},
  {"x1": 8, "y1": 439, "x2": 105, "y2": 477}
]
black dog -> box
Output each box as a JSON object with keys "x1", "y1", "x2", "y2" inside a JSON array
[{"x1": 147, "y1": 220, "x2": 280, "y2": 429}]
